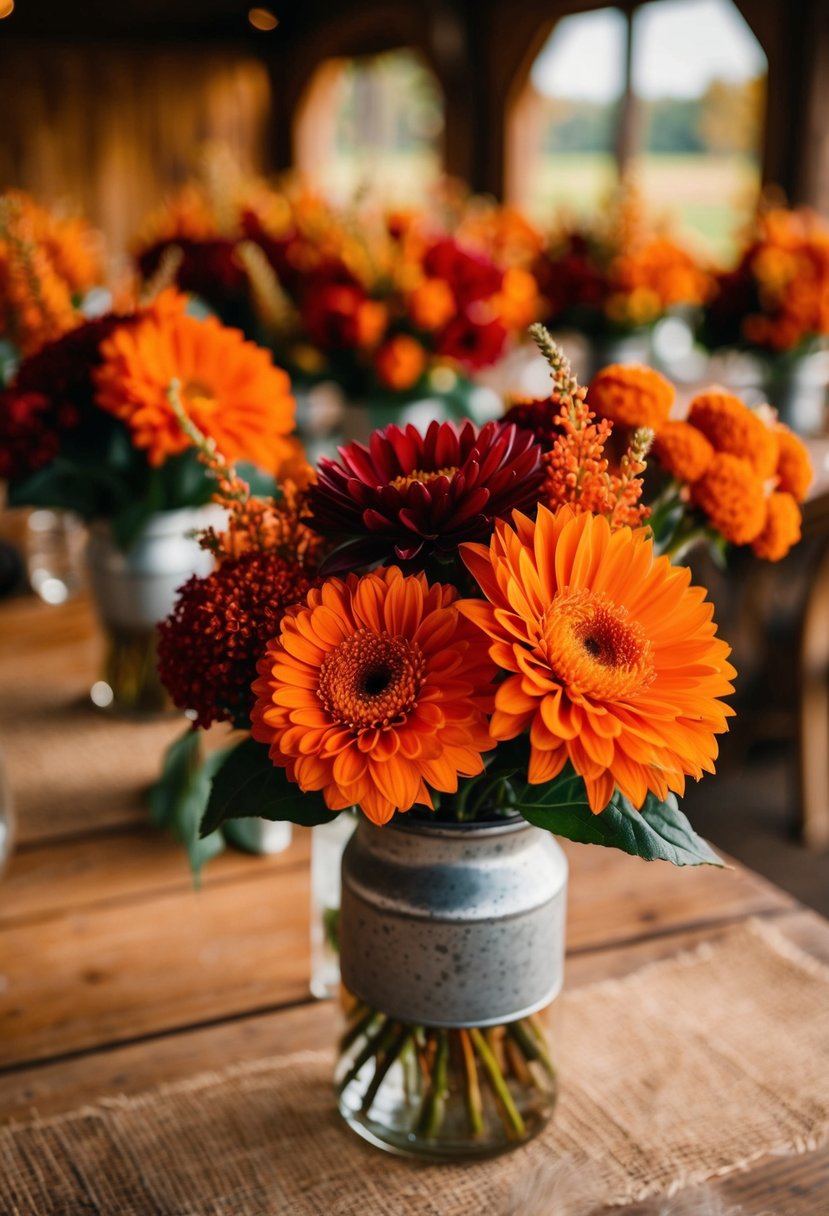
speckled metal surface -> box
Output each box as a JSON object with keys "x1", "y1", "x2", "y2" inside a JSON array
[
  {"x1": 86, "y1": 505, "x2": 224, "y2": 630},
  {"x1": 339, "y1": 816, "x2": 568, "y2": 1028}
]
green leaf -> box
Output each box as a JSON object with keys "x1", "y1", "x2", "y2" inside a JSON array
[
  {"x1": 513, "y1": 766, "x2": 724, "y2": 867},
  {"x1": 201, "y1": 735, "x2": 337, "y2": 837},
  {"x1": 148, "y1": 727, "x2": 234, "y2": 883}
]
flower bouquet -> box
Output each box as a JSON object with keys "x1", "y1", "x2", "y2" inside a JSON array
[
  {"x1": 156, "y1": 324, "x2": 746, "y2": 1159},
  {"x1": 534, "y1": 182, "x2": 711, "y2": 377},
  {"x1": 698, "y1": 205, "x2": 829, "y2": 433},
  {"x1": 0, "y1": 270, "x2": 298, "y2": 710}
]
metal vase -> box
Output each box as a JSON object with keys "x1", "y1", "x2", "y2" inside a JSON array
[
  {"x1": 339, "y1": 816, "x2": 568, "y2": 1029},
  {"x1": 86, "y1": 506, "x2": 223, "y2": 632},
  {"x1": 84, "y1": 505, "x2": 224, "y2": 713}
]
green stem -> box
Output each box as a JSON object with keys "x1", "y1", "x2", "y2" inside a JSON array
[
  {"x1": 526, "y1": 1016, "x2": 557, "y2": 1081},
  {"x1": 339, "y1": 1006, "x2": 377, "y2": 1056},
  {"x1": 470, "y1": 1027, "x2": 526, "y2": 1138},
  {"x1": 336, "y1": 1014, "x2": 389, "y2": 1094},
  {"x1": 416, "y1": 1030, "x2": 450, "y2": 1138},
  {"x1": 458, "y1": 1028, "x2": 485, "y2": 1136},
  {"x1": 360, "y1": 1023, "x2": 411, "y2": 1115}
]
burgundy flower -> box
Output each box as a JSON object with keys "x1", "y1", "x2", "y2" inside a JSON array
[
  {"x1": 2, "y1": 315, "x2": 123, "y2": 481},
  {"x1": 500, "y1": 395, "x2": 568, "y2": 451},
  {"x1": 422, "y1": 239, "x2": 503, "y2": 305},
  {"x1": 308, "y1": 418, "x2": 545, "y2": 571},
  {"x1": 157, "y1": 549, "x2": 317, "y2": 730},
  {"x1": 436, "y1": 313, "x2": 507, "y2": 370},
  {"x1": 138, "y1": 238, "x2": 250, "y2": 314}
]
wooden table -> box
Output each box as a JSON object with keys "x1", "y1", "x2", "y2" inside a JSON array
[{"x1": 1, "y1": 595, "x2": 828, "y2": 1214}]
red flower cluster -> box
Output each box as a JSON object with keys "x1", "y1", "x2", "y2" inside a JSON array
[
  {"x1": 0, "y1": 315, "x2": 123, "y2": 480},
  {"x1": 157, "y1": 549, "x2": 317, "y2": 730}
]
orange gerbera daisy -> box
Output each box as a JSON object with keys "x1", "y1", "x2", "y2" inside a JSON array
[
  {"x1": 460, "y1": 505, "x2": 735, "y2": 814},
  {"x1": 94, "y1": 292, "x2": 295, "y2": 472},
  {"x1": 588, "y1": 363, "x2": 675, "y2": 431},
  {"x1": 250, "y1": 566, "x2": 497, "y2": 825}
]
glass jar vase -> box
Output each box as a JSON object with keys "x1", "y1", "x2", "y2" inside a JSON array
[{"x1": 335, "y1": 815, "x2": 567, "y2": 1159}]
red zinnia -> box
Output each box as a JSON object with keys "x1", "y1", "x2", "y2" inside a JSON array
[{"x1": 307, "y1": 419, "x2": 545, "y2": 571}]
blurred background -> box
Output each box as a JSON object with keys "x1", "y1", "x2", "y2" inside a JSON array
[{"x1": 1, "y1": 0, "x2": 829, "y2": 912}]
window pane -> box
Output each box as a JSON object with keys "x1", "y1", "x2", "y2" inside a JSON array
[
  {"x1": 294, "y1": 49, "x2": 444, "y2": 206},
  {"x1": 630, "y1": 0, "x2": 767, "y2": 259},
  {"x1": 507, "y1": 7, "x2": 627, "y2": 222}
]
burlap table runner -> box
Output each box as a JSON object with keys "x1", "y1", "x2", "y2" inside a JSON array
[{"x1": 2, "y1": 919, "x2": 828, "y2": 1215}]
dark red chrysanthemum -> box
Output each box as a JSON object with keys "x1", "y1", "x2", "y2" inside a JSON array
[
  {"x1": 0, "y1": 391, "x2": 61, "y2": 479},
  {"x1": 307, "y1": 419, "x2": 546, "y2": 572},
  {"x1": 138, "y1": 238, "x2": 251, "y2": 321},
  {"x1": 157, "y1": 549, "x2": 317, "y2": 730},
  {"x1": 422, "y1": 239, "x2": 503, "y2": 305}
]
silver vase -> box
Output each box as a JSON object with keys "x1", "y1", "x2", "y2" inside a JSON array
[{"x1": 85, "y1": 505, "x2": 223, "y2": 714}]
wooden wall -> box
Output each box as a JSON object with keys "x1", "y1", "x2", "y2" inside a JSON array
[{"x1": 0, "y1": 44, "x2": 271, "y2": 256}]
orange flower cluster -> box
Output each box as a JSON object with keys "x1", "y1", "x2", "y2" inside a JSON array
[
  {"x1": 652, "y1": 388, "x2": 813, "y2": 559},
  {"x1": 523, "y1": 332, "x2": 650, "y2": 531},
  {"x1": 703, "y1": 207, "x2": 829, "y2": 354},
  {"x1": 536, "y1": 183, "x2": 710, "y2": 335},
  {"x1": 0, "y1": 190, "x2": 102, "y2": 357},
  {"x1": 94, "y1": 290, "x2": 296, "y2": 473}
]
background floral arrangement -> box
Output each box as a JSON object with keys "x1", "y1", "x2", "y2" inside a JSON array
[
  {"x1": 699, "y1": 205, "x2": 829, "y2": 357},
  {"x1": 533, "y1": 182, "x2": 711, "y2": 339},
  {"x1": 0, "y1": 188, "x2": 104, "y2": 364},
  {"x1": 0, "y1": 283, "x2": 297, "y2": 547},
  {"x1": 134, "y1": 173, "x2": 540, "y2": 414}
]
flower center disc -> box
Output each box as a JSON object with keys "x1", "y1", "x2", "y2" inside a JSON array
[
  {"x1": 317, "y1": 628, "x2": 426, "y2": 730},
  {"x1": 390, "y1": 466, "x2": 459, "y2": 493},
  {"x1": 542, "y1": 588, "x2": 654, "y2": 701}
]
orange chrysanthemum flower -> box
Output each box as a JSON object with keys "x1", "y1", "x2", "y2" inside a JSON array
[
  {"x1": 775, "y1": 425, "x2": 813, "y2": 502},
  {"x1": 250, "y1": 566, "x2": 497, "y2": 825},
  {"x1": 94, "y1": 292, "x2": 295, "y2": 472},
  {"x1": 408, "y1": 278, "x2": 456, "y2": 331},
  {"x1": 751, "y1": 492, "x2": 802, "y2": 561},
  {"x1": 687, "y1": 389, "x2": 778, "y2": 480},
  {"x1": 460, "y1": 506, "x2": 735, "y2": 814},
  {"x1": 691, "y1": 453, "x2": 767, "y2": 545},
  {"x1": 588, "y1": 363, "x2": 675, "y2": 431},
  {"x1": 652, "y1": 420, "x2": 714, "y2": 483}
]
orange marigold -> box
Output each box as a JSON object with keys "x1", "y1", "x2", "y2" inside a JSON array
[
  {"x1": 94, "y1": 292, "x2": 295, "y2": 472},
  {"x1": 460, "y1": 505, "x2": 735, "y2": 814},
  {"x1": 691, "y1": 453, "x2": 767, "y2": 545},
  {"x1": 408, "y1": 278, "x2": 456, "y2": 331},
  {"x1": 652, "y1": 420, "x2": 714, "y2": 484},
  {"x1": 751, "y1": 491, "x2": 802, "y2": 561},
  {"x1": 250, "y1": 566, "x2": 497, "y2": 825},
  {"x1": 687, "y1": 389, "x2": 778, "y2": 480},
  {"x1": 775, "y1": 425, "x2": 813, "y2": 502},
  {"x1": 374, "y1": 334, "x2": 427, "y2": 391},
  {"x1": 588, "y1": 363, "x2": 675, "y2": 431}
]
